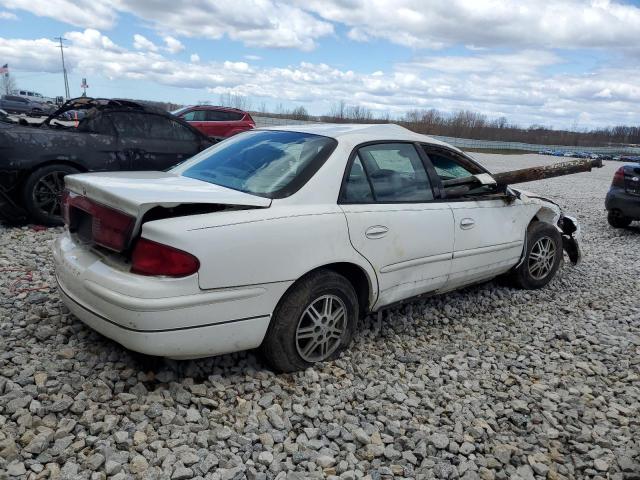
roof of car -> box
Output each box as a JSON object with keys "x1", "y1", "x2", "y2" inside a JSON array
[
  {"x1": 182, "y1": 105, "x2": 247, "y2": 113},
  {"x1": 260, "y1": 122, "x2": 455, "y2": 148}
]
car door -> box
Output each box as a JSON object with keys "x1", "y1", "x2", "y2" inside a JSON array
[
  {"x1": 204, "y1": 109, "x2": 232, "y2": 138},
  {"x1": 421, "y1": 146, "x2": 530, "y2": 289},
  {"x1": 110, "y1": 112, "x2": 202, "y2": 170},
  {"x1": 5, "y1": 96, "x2": 28, "y2": 114},
  {"x1": 340, "y1": 142, "x2": 455, "y2": 308},
  {"x1": 74, "y1": 113, "x2": 128, "y2": 170},
  {"x1": 182, "y1": 109, "x2": 209, "y2": 136}
]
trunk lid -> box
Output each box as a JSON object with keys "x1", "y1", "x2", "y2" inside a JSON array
[
  {"x1": 64, "y1": 171, "x2": 271, "y2": 217},
  {"x1": 623, "y1": 165, "x2": 640, "y2": 196},
  {"x1": 63, "y1": 171, "x2": 270, "y2": 252}
]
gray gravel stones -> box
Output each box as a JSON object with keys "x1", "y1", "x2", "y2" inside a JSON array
[{"x1": 0, "y1": 155, "x2": 639, "y2": 479}]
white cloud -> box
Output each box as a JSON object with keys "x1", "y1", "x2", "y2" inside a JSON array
[
  {"x1": 163, "y1": 36, "x2": 184, "y2": 54},
  {"x1": 117, "y1": 1, "x2": 334, "y2": 51},
  {"x1": 1, "y1": 0, "x2": 333, "y2": 51},
  {"x1": 190, "y1": 53, "x2": 200, "y2": 63},
  {"x1": 299, "y1": 0, "x2": 640, "y2": 51},
  {"x1": 244, "y1": 55, "x2": 261, "y2": 61},
  {"x1": 1, "y1": 29, "x2": 639, "y2": 128},
  {"x1": 3, "y1": 0, "x2": 640, "y2": 54},
  {"x1": 402, "y1": 50, "x2": 562, "y2": 75},
  {"x1": 1, "y1": 0, "x2": 116, "y2": 29},
  {"x1": 0, "y1": 10, "x2": 18, "y2": 19},
  {"x1": 133, "y1": 34, "x2": 158, "y2": 52}
]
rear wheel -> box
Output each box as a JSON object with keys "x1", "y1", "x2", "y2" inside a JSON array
[
  {"x1": 509, "y1": 222, "x2": 563, "y2": 290},
  {"x1": 22, "y1": 164, "x2": 79, "y2": 226},
  {"x1": 607, "y1": 210, "x2": 632, "y2": 228},
  {"x1": 261, "y1": 270, "x2": 358, "y2": 372}
]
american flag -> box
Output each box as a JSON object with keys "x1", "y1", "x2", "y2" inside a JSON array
[{"x1": 0, "y1": 64, "x2": 8, "y2": 76}]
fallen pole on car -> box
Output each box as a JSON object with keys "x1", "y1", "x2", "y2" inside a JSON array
[{"x1": 442, "y1": 158, "x2": 603, "y2": 195}]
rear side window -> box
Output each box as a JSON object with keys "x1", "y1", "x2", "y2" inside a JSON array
[
  {"x1": 342, "y1": 143, "x2": 434, "y2": 203},
  {"x1": 342, "y1": 157, "x2": 374, "y2": 203},
  {"x1": 110, "y1": 112, "x2": 198, "y2": 141},
  {"x1": 205, "y1": 110, "x2": 243, "y2": 121}
]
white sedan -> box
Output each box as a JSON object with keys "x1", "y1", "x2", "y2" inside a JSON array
[{"x1": 53, "y1": 124, "x2": 580, "y2": 371}]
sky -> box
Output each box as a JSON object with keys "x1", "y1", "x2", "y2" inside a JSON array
[{"x1": 1, "y1": 0, "x2": 639, "y2": 129}]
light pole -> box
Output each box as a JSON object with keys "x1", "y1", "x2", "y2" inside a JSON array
[{"x1": 54, "y1": 37, "x2": 70, "y2": 100}]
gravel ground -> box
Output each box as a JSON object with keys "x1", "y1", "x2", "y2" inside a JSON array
[{"x1": 0, "y1": 154, "x2": 638, "y2": 480}]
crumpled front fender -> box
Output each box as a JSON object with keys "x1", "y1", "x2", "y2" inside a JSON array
[{"x1": 559, "y1": 214, "x2": 581, "y2": 264}]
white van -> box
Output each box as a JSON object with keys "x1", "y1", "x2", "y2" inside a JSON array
[{"x1": 11, "y1": 90, "x2": 55, "y2": 104}]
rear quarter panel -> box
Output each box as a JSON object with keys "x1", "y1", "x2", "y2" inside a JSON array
[{"x1": 139, "y1": 204, "x2": 378, "y2": 294}]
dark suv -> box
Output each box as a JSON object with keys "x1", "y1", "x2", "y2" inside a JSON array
[
  {"x1": 605, "y1": 164, "x2": 640, "y2": 227},
  {"x1": 172, "y1": 105, "x2": 255, "y2": 141}
]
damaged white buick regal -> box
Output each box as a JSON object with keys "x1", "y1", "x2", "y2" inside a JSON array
[{"x1": 53, "y1": 124, "x2": 584, "y2": 371}]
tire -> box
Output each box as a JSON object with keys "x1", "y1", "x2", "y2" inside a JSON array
[
  {"x1": 509, "y1": 221, "x2": 563, "y2": 290},
  {"x1": 22, "y1": 164, "x2": 80, "y2": 226},
  {"x1": 261, "y1": 270, "x2": 359, "y2": 372},
  {"x1": 607, "y1": 210, "x2": 632, "y2": 228}
]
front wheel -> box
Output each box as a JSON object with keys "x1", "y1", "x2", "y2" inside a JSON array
[
  {"x1": 261, "y1": 270, "x2": 358, "y2": 372},
  {"x1": 22, "y1": 164, "x2": 79, "y2": 226},
  {"x1": 508, "y1": 222, "x2": 563, "y2": 290},
  {"x1": 607, "y1": 210, "x2": 632, "y2": 228}
]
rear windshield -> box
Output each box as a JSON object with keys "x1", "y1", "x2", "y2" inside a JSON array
[{"x1": 173, "y1": 130, "x2": 337, "y2": 198}]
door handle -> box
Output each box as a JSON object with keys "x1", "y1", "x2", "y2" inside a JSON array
[
  {"x1": 365, "y1": 225, "x2": 389, "y2": 239},
  {"x1": 460, "y1": 218, "x2": 475, "y2": 230}
]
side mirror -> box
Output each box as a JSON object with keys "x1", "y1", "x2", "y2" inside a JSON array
[{"x1": 443, "y1": 173, "x2": 497, "y2": 198}]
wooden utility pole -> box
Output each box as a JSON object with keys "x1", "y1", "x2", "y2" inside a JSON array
[{"x1": 54, "y1": 37, "x2": 70, "y2": 100}]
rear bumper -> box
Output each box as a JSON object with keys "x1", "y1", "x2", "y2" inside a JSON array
[
  {"x1": 53, "y1": 232, "x2": 290, "y2": 359},
  {"x1": 606, "y1": 189, "x2": 640, "y2": 219},
  {"x1": 57, "y1": 279, "x2": 271, "y2": 359}
]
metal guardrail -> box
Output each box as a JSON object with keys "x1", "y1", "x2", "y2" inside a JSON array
[{"x1": 253, "y1": 115, "x2": 640, "y2": 155}]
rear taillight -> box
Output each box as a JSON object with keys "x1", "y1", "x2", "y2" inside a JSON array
[
  {"x1": 131, "y1": 238, "x2": 200, "y2": 277},
  {"x1": 61, "y1": 189, "x2": 71, "y2": 225},
  {"x1": 63, "y1": 190, "x2": 134, "y2": 251},
  {"x1": 612, "y1": 167, "x2": 625, "y2": 188}
]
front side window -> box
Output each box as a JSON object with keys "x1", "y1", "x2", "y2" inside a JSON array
[
  {"x1": 342, "y1": 143, "x2": 433, "y2": 203},
  {"x1": 425, "y1": 150, "x2": 479, "y2": 181},
  {"x1": 174, "y1": 130, "x2": 337, "y2": 198},
  {"x1": 422, "y1": 147, "x2": 497, "y2": 197},
  {"x1": 182, "y1": 110, "x2": 206, "y2": 121},
  {"x1": 79, "y1": 114, "x2": 116, "y2": 136}
]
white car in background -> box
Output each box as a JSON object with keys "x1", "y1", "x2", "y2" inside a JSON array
[{"x1": 53, "y1": 124, "x2": 580, "y2": 371}]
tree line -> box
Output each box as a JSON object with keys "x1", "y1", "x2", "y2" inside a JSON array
[
  {"x1": 265, "y1": 100, "x2": 639, "y2": 147},
  {"x1": 140, "y1": 94, "x2": 639, "y2": 147}
]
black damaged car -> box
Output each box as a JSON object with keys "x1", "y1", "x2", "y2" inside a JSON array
[{"x1": 0, "y1": 97, "x2": 212, "y2": 225}]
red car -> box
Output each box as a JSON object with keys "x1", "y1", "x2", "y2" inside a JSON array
[{"x1": 171, "y1": 105, "x2": 255, "y2": 141}]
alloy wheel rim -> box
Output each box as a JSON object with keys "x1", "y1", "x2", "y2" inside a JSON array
[
  {"x1": 295, "y1": 294, "x2": 347, "y2": 362},
  {"x1": 528, "y1": 236, "x2": 556, "y2": 280},
  {"x1": 33, "y1": 171, "x2": 65, "y2": 217}
]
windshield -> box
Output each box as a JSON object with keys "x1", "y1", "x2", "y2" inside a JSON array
[{"x1": 173, "y1": 130, "x2": 337, "y2": 198}]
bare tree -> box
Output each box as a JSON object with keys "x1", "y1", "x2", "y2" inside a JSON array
[
  {"x1": 329, "y1": 100, "x2": 347, "y2": 120},
  {"x1": 290, "y1": 105, "x2": 309, "y2": 120},
  {"x1": 1, "y1": 74, "x2": 16, "y2": 95},
  {"x1": 219, "y1": 93, "x2": 252, "y2": 110}
]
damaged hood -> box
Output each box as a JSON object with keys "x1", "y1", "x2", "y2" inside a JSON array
[
  {"x1": 511, "y1": 188, "x2": 560, "y2": 209},
  {"x1": 64, "y1": 171, "x2": 271, "y2": 217}
]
